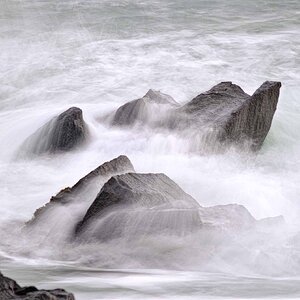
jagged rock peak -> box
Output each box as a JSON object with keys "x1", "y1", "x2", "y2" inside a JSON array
[
  {"x1": 143, "y1": 89, "x2": 179, "y2": 105},
  {"x1": 27, "y1": 155, "x2": 135, "y2": 226}
]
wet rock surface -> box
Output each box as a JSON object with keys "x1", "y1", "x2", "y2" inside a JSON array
[
  {"x1": 27, "y1": 155, "x2": 135, "y2": 227},
  {"x1": 199, "y1": 204, "x2": 256, "y2": 229},
  {"x1": 74, "y1": 172, "x2": 275, "y2": 241},
  {"x1": 20, "y1": 107, "x2": 88, "y2": 155},
  {"x1": 112, "y1": 89, "x2": 179, "y2": 126},
  {"x1": 112, "y1": 82, "x2": 281, "y2": 151},
  {"x1": 25, "y1": 161, "x2": 282, "y2": 245},
  {"x1": 176, "y1": 81, "x2": 281, "y2": 150},
  {"x1": 0, "y1": 272, "x2": 75, "y2": 300},
  {"x1": 75, "y1": 172, "x2": 202, "y2": 240},
  {"x1": 24, "y1": 156, "x2": 134, "y2": 243}
]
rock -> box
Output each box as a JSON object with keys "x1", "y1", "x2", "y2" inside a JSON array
[
  {"x1": 26, "y1": 156, "x2": 135, "y2": 240},
  {"x1": 0, "y1": 272, "x2": 17, "y2": 299},
  {"x1": 256, "y1": 215, "x2": 285, "y2": 229},
  {"x1": 75, "y1": 173, "x2": 202, "y2": 240},
  {"x1": 20, "y1": 107, "x2": 88, "y2": 155},
  {"x1": 112, "y1": 82, "x2": 281, "y2": 151},
  {"x1": 0, "y1": 271, "x2": 75, "y2": 299},
  {"x1": 177, "y1": 81, "x2": 281, "y2": 150},
  {"x1": 112, "y1": 89, "x2": 179, "y2": 126},
  {"x1": 199, "y1": 204, "x2": 256, "y2": 229}
]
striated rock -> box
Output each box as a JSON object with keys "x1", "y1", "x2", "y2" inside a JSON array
[
  {"x1": 26, "y1": 156, "x2": 135, "y2": 239},
  {"x1": 112, "y1": 89, "x2": 179, "y2": 126},
  {"x1": 20, "y1": 107, "x2": 88, "y2": 155},
  {"x1": 0, "y1": 271, "x2": 75, "y2": 300},
  {"x1": 75, "y1": 173, "x2": 202, "y2": 240},
  {"x1": 178, "y1": 81, "x2": 281, "y2": 150}
]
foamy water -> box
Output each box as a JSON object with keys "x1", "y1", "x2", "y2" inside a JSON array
[{"x1": 1, "y1": 0, "x2": 300, "y2": 299}]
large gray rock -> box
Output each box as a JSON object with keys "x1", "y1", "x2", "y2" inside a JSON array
[
  {"x1": 112, "y1": 89, "x2": 179, "y2": 126},
  {"x1": 26, "y1": 156, "x2": 134, "y2": 240},
  {"x1": 20, "y1": 107, "x2": 88, "y2": 155},
  {"x1": 0, "y1": 271, "x2": 74, "y2": 300},
  {"x1": 177, "y1": 81, "x2": 281, "y2": 150},
  {"x1": 75, "y1": 173, "x2": 202, "y2": 240}
]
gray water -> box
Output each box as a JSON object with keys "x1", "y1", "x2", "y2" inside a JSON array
[{"x1": 1, "y1": 0, "x2": 300, "y2": 299}]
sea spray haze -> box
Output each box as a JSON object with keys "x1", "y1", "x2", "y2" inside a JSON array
[{"x1": 0, "y1": 0, "x2": 300, "y2": 299}]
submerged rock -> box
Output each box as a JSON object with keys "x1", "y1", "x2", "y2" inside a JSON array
[
  {"x1": 177, "y1": 81, "x2": 281, "y2": 150},
  {"x1": 112, "y1": 89, "x2": 179, "y2": 126},
  {"x1": 75, "y1": 172, "x2": 202, "y2": 240},
  {"x1": 199, "y1": 204, "x2": 256, "y2": 229},
  {"x1": 20, "y1": 107, "x2": 88, "y2": 155},
  {"x1": 256, "y1": 215, "x2": 285, "y2": 229},
  {"x1": 0, "y1": 271, "x2": 75, "y2": 300},
  {"x1": 26, "y1": 155, "x2": 135, "y2": 239}
]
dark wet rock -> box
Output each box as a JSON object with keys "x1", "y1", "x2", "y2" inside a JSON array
[
  {"x1": 112, "y1": 89, "x2": 179, "y2": 126},
  {"x1": 26, "y1": 156, "x2": 135, "y2": 237},
  {"x1": 75, "y1": 172, "x2": 202, "y2": 240},
  {"x1": 177, "y1": 81, "x2": 281, "y2": 150},
  {"x1": 0, "y1": 271, "x2": 75, "y2": 299},
  {"x1": 20, "y1": 107, "x2": 88, "y2": 155}
]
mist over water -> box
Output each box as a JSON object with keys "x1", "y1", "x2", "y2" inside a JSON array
[{"x1": 1, "y1": 0, "x2": 300, "y2": 299}]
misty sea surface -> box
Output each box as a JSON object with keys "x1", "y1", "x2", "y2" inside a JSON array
[{"x1": 1, "y1": 0, "x2": 300, "y2": 299}]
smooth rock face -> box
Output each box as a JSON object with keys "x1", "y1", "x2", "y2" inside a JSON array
[
  {"x1": 75, "y1": 173, "x2": 202, "y2": 240},
  {"x1": 26, "y1": 156, "x2": 135, "y2": 239},
  {"x1": 178, "y1": 81, "x2": 281, "y2": 150},
  {"x1": 20, "y1": 107, "x2": 88, "y2": 155},
  {"x1": 0, "y1": 272, "x2": 74, "y2": 300},
  {"x1": 112, "y1": 89, "x2": 179, "y2": 126}
]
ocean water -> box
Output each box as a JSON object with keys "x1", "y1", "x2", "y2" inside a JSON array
[{"x1": 1, "y1": 0, "x2": 300, "y2": 299}]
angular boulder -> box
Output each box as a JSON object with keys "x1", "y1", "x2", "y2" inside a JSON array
[
  {"x1": 20, "y1": 107, "x2": 88, "y2": 155},
  {"x1": 112, "y1": 89, "x2": 179, "y2": 126},
  {"x1": 75, "y1": 173, "x2": 202, "y2": 240},
  {"x1": 178, "y1": 81, "x2": 281, "y2": 150},
  {"x1": 26, "y1": 156, "x2": 135, "y2": 239},
  {"x1": 0, "y1": 271, "x2": 74, "y2": 300}
]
